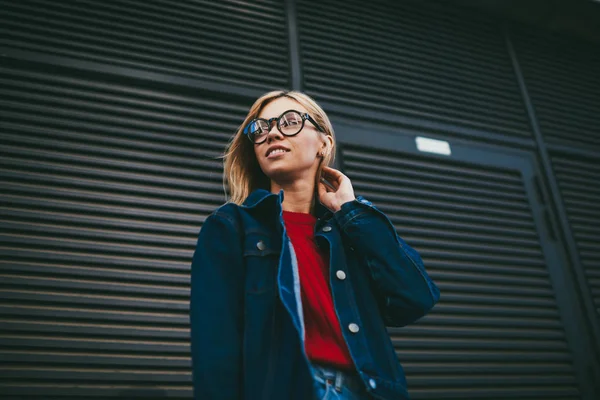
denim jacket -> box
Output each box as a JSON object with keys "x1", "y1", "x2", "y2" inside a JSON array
[{"x1": 190, "y1": 188, "x2": 440, "y2": 400}]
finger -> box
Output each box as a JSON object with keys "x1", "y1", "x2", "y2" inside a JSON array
[
  {"x1": 319, "y1": 180, "x2": 335, "y2": 195},
  {"x1": 321, "y1": 177, "x2": 339, "y2": 192},
  {"x1": 318, "y1": 181, "x2": 329, "y2": 197},
  {"x1": 320, "y1": 176, "x2": 336, "y2": 190},
  {"x1": 322, "y1": 167, "x2": 345, "y2": 183}
]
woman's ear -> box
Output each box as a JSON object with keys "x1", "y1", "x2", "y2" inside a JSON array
[{"x1": 321, "y1": 137, "x2": 333, "y2": 157}]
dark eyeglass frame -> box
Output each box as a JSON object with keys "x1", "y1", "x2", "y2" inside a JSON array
[{"x1": 243, "y1": 109, "x2": 325, "y2": 144}]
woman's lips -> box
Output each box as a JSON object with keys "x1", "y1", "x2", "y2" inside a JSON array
[{"x1": 267, "y1": 150, "x2": 289, "y2": 159}]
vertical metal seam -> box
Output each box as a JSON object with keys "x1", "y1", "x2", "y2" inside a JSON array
[
  {"x1": 285, "y1": 0, "x2": 303, "y2": 91},
  {"x1": 504, "y1": 24, "x2": 600, "y2": 394}
]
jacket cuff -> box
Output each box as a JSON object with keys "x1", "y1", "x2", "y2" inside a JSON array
[{"x1": 333, "y1": 195, "x2": 375, "y2": 229}]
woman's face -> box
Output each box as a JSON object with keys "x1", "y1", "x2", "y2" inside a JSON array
[{"x1": 252, "y1": 97, "x2": 331, "y2": 185}]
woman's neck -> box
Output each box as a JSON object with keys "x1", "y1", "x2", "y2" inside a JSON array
[{"x1": 271, "y1": 181, "x2": 316, "y2": 214}]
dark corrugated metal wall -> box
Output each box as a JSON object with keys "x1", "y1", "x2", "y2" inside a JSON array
[
  {"x1": 341, "y1": 145, "x2": 580, "y2": 398},
  {"x1": 299, "y1": 0, "x2": 533, "y2": 147},
  {"x1": 1, "y1": 0, "x2": 599, "y2": 398},
  {"x1": 512, "y1": 26, "x2": 600, "y2": 334},
  {"x1": 0, "y1": 60, "x2": 255, "y2": 398},
  {"x1": 1, "y1": 0, "x2": 288, "y2": 89},
  {"x1": 550, "y1": 155, "x2": 600, "y2": 315}
]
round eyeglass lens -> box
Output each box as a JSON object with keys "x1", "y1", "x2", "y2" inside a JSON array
[
  {"x1": 278, "y1": 111, "x2": 303, "y2": 135},
  {"x1": 248, "y1": 120, "x2": 269, "y2": 143}
]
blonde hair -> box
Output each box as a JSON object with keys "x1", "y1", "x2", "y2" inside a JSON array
[{"x1": 223, "y1": 90, "x2": 336, "y2": 205}]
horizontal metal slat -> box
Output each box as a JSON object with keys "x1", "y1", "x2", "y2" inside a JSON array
[
  {"x1": 427, "y1": 253, "x2": 547, "y2": 270},
  {"x1": 0, "y1": 207, "x2": 202, "y2": 236},
  {"x1": 314, "y1": 91, "x2": 529, "y2": 138},
  {"x1": 380, "y1": 204, "x2": 532, "y2": 231},
  {"x1": 305, "y1": 85, "x2": 527, "y2": 134},
  {"x1": 0, "y1": 68, "x2": 251, "y2": 116},
  {"x1": 0, "y1": 89, "x2": 243, "y2": 138},
  {"x1": 0, "y1": 164, "x2": 222, "y2": 198},
  {"x1": 1, "y1": 220, "x2": 192, "y2": 250},
  {"x1": 0, "y1": 179, "x2": 222, "y2": 215},
  {"x1": 397, "y1": 348, "x2": 570, "y2": 362},
  {"x1": 3, "y1": 1, "x2": 283, "y2": 49},
  {"x1": 1, "y1": 111, "x2": 235, "y2": 149},
  {"x1": 0, "y1": 275, "x2": 188, "y2": 297},
  {"x1": 301, "y1": 28, "x2": 511, "y2": 85},
  {"x1": 304, "y1": 63, "x2": 523, "y2": 107},
  {"x1": 396, "y1": 325, "x2": 564, "y2": 340},
  {"x1": 0, "y1": 307, "x2": 188, "y2": 326},
  {"x1": 0, "y1": 248, "x2": 186, "y2": 272},
  {"x1": 8, "y1": 0, "x2": 283, "y2": 35},
  {"x1": 398, "y1": 226, "x2": 540, "y2": 248},
  {"x1": 0, "y1": 263, "x2": 188, "y2": 285},
  {"x1": 519, "y1": 53, "x2": 600, "y2": 91},
  {"x1": 1, "y1": 290, "x2": 186, "y2": 312},
  {"x1": 355, "y1": 183, "x2": 529, "y2": 216},
  {"x1": 391, "y1": 337, "x2": 567, "y2": 352},
  {"x1": 0, "y1": 385, "x2": 190, "y2": 399},
  {"x1": 432, "y1": 269, "x2": 550, "y2": 289},
  {"x1": 305, "y1": 1, "x2": 507, "y2": 63},
  {"x1": 0, "y1": 350, "x2": 189, "y2": 367},
  {"x1": 1, "y1": 34, "x2": 287, "y2": 87},
  {"x1": 402, "y1": 362, "x2": 573, "y2": 375},
  {"x1": 1, "y1": 145, "x2": 221, "y2": 181},
  {"x1": 382, "y1": 210, "x2": 538, "y2": 236},
  {"x1": 304, "y1": 75, "x2": 523, "y2": 125},
  {"x1": 415, "y1": 292, "x2": 555, "y2": 309},
  {"x1": 0, "y1": 182, "x2": 219, "y2": 221},
  {"x1": 0, "y1": 368, "x2": 190, "y2": 382},
  {"x1": 305, "y1": 67, "x2": 527, "y2": 118},
  {"x1": 1, "y1": 18, "x2": 287, "y2": 74},
  {"x1": 1, "y1": 320, "x2": 188, "y2": 340},
  {"x1": 0, "y1": 338, "x2": 187, "y2": 357},
  {"x1": 343, "y1": 149, "x2": 524, "y2": 184},
  {"x1": 407, "y1": 238, "x2": 542, "y2": 260}
]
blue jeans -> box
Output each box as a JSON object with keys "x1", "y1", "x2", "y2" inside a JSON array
[{"x1": 312, "y1": 364, "x2": 371, "y2": 400}]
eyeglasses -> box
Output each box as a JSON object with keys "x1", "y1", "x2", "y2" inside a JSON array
[{"x1": 243, "y1": 109, "x2": 324, "y2": 144}]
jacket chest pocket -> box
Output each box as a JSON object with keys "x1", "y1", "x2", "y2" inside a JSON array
[{"x1": 243, "y1": 232, "x2": 280, "y2": 295}]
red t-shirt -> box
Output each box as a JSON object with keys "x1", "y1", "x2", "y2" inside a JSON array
[{"x1": 282, "y1": 210, "x2": 354, "y2": 370}]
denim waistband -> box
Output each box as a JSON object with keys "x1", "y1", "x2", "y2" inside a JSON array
[{"x1": 311, "y1": 363, "x2": 365, "y2": 393}]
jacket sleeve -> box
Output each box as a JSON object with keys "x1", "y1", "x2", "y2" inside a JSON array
[
  {"x1": 190, "y1": 212, "x2": 244, "y2": 400},
  {"x1": 333, "y1": 196, "x2": 440, "y2": 327}
]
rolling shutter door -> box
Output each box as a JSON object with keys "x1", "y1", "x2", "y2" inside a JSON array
[
  {"x1": 0, "y1": 0, "x2": 288, "y2": 90},
  {"x1": 341, "y1": 144, "x2": 580, "y2": 399},
  {"x1": 298, "y1": 0, "x2": 531, "y2": 145},
  {"x1": 511, "y1": 26, "x2": 600, "y2": 151},
  {"x1": 512, "y1": 26, "x2": 600, "y2": 326},
  {"x1": 550, "y1": 155, "x2": 600, "y2": 319},
  {"x1": 0, "y1": 61, "x2": 249, "y2": 398}
]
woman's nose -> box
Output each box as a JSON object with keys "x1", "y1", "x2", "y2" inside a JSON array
[{"x1": 266, "y1": 124, "x2": 283, "y2": 142}]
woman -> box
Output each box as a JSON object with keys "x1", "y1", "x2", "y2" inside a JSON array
[{"x1": 190, "y1": 90, "x2": 440, "y2": 400}]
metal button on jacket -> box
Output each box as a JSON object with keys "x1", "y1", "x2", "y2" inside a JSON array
[
  {"x1": 322, "y1": 225, "x2": 332, "y2": 232},
  {"x1": 256, "y1": 240, "x2": 266, "y2": 251},
  {"x1": 369, "y1": 378, "x2": 377, "y2": 389},
  {"x1": 348, "y1": 323, "x2": 360, "y2": 333},
  {"x1": 336, "y1": 270, "x2": 346, "y2": 280}
]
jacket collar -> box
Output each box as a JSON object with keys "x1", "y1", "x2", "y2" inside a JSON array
[
  {"x1": 241, "y1": 188, "x2": 281, "y2": 209},
  {"x1": 241, "y1": 188, "x2": 333, "y2": 220}
]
